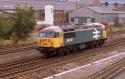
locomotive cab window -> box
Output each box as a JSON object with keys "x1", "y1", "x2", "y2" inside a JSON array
[
  {"x1": 54, "y1": 32, "x2": 60, "y2": 37},
  {"x1": 47, "y1": 32, "x2": 55, "y2": 38},
  {"x1": 39, "y1": 32, "x2": 46, "y2": 38},
  {"x1": 39, "y1": 32, "x2": 61, "y2": 38},
  {"x1": 47, "y1": 32, "x2": 59, "y2": 38}
]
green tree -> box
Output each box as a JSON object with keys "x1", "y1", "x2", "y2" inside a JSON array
[
  {"x1": 13, "y1": 5, "x2": 36, "y2": 41},
  {"x1": 0, "y1": 13, "x2": 14, "y2": 45},
  {"x1": 0, "y1": 13, "x2": 14, "y2": 38},
  {"x1": 0, "y1": 13, "x2": 4, "y2": 45},
  {"x1": 0, "y1": 13, "x2": 6, "y2": 38}
]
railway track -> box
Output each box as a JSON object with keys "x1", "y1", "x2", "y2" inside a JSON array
[
  {"x1": 0, "y1": 30, "x2": 124, "y2": 56},
  {"x1": 0, "y1": 46, "x2": 36, "y2": 55},
  {"x1": 109, "y1": 30, "x2": 125, "y2": 35},
  {"x1": 89, "y1": 58, "x2": 125, "y2": 79},
  {"x1": 0, "y1": 41, "x2": 36, "y2": 49},
  {"x1": 0, "y1": 42, "x2": 36, "y2": 55},
  {"x1": 1, "y1": 37, "x2": 125, "y2": 79}
]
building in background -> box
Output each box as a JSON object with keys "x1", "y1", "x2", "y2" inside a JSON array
[
  {"x1": 88, "y1": 7, "x2": 125, "y2": 25},
  {"x1": 100, "y1": 0, "x2": 125, "y2": 25},
  {"x1": 69, "y1": 0, "x2": 125, "y2": 25},
  {"x1": 78, "y1": 0, "x2": 101, "y2": 7},
  {"x1": 69, "y1": 0, "x2": 101, "y2": 24},
  {"x1": 1, "y1": 0, "x2": 125, "y2": 26},
  {"x1": 0, "y1": 0, "x2": 76, "y2": 25},
  {"x1": 100, "y1": 0, "x2": 125, "y2": 8}
]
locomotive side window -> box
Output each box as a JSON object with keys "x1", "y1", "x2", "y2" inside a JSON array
[
  {"x1": 47, "y1": 32, "x2": 60, "y2": 38},
  {"x1": 64, "y1": 32, "x2": 76, "y2": 38},
  {"x1": 55, "y1": 32, "x2": 60, "y2": 37},
  {"x1": 47, "y1": 32, "x2": 55, "y2": 38},
  {"x1": 40, "y1": 32, "x2": 61, "y2": 38}
]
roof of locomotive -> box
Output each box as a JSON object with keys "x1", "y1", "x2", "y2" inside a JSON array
[
  {"x1": 40, "y1": 23, "x2": 105, "y2": 32},
  {"x1": 40, "y1": 26, "x2": 63, "y2": 32},
  {"x1": 85, "y1": 23, "x2": 106, "y2": 28},
  {"x1": 76, "y1": 23, "x2": 105, "y2": 30}
]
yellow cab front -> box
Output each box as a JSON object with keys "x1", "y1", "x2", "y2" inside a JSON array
[{"x1": 38, "y1": 32, "x2": 63, "y2": 48}]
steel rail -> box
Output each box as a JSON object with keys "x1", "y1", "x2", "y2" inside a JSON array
[{"x1": 1, "y1": 37, "x2": 125, "y2": 78}]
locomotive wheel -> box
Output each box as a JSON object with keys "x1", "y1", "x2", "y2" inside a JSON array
[
  {"x1": 58, "y1": 50, "x2": 64, "y2": 56},
  {"x1": 93, "y1": 40, "x2": 99, "y2": 47},
  {"x1": 64, "y1": 46, "x2": 70, "y2": 53},
  {"x1": 94, "y1": 44, "x2": 97, "y2": 47},
  {"x1": 40, "y1": 50, "x2": 47, "y2": 58},
  {"x1": 98, "y1": 39, "x2": 104, "y2": 47},
  {"x1": 44, "y1": 51, "x2": 56, "y2": 57},
  {"x1": 64, "y1": 48, "x2": 70, "y2": 55},
  {"x1": 42, "y1": 53, "x2": 50, "y2": 58},
  {"x1": 72, "y1": 46, "x2": 77, "y2": 53},
  {"x1": 47, "y1": 53, "x2": 53, "y2": 57},
  {"x1": 85, "y1": 43, "x2": 91, "y2": 49}
]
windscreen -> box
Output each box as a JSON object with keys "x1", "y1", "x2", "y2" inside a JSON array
[
  {"x1": 39, "y1": 32, "x2": 46, "y2": 38},
  {"x1": 47, "y1": 32, "x2": 55, "y2": 38},
  {"x1": 39, "y1": 32, "x2": 59, "y2": 38}
]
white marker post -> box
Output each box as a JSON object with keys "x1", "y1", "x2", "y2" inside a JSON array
[
  {"x1": 35, "y1": 5, "x2": 54, "y2": 30},
  {"x1": 45, "y1": 5, "x2": 54, "y2": 25}
]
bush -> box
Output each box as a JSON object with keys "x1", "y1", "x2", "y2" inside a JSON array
[
  {"x1": 12, "y1": 5, "x2": 36, "y2": 41},
  {"x1": 0, "y1": 13, "x2": 14, "y2": 39},
  {"x1": 0, "y1": 5, "x2": 36, "y2": 45}
]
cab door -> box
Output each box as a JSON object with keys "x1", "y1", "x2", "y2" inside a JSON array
[{"x1": 53, "y1": 32, "x2": 64, "y2": 48}]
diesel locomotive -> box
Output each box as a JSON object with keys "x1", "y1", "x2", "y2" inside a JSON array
[{"x1": 37, "y1": 23, "x2": 108, "y2": 57}]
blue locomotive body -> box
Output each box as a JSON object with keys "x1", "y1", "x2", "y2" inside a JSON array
[{"x1": 64, "y1": 28, "x2": 104, "y2": 46}]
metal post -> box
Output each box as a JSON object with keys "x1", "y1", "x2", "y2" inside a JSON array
[{"x1": 76, "y1": 0, "x2": 78, "y2": 9}]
